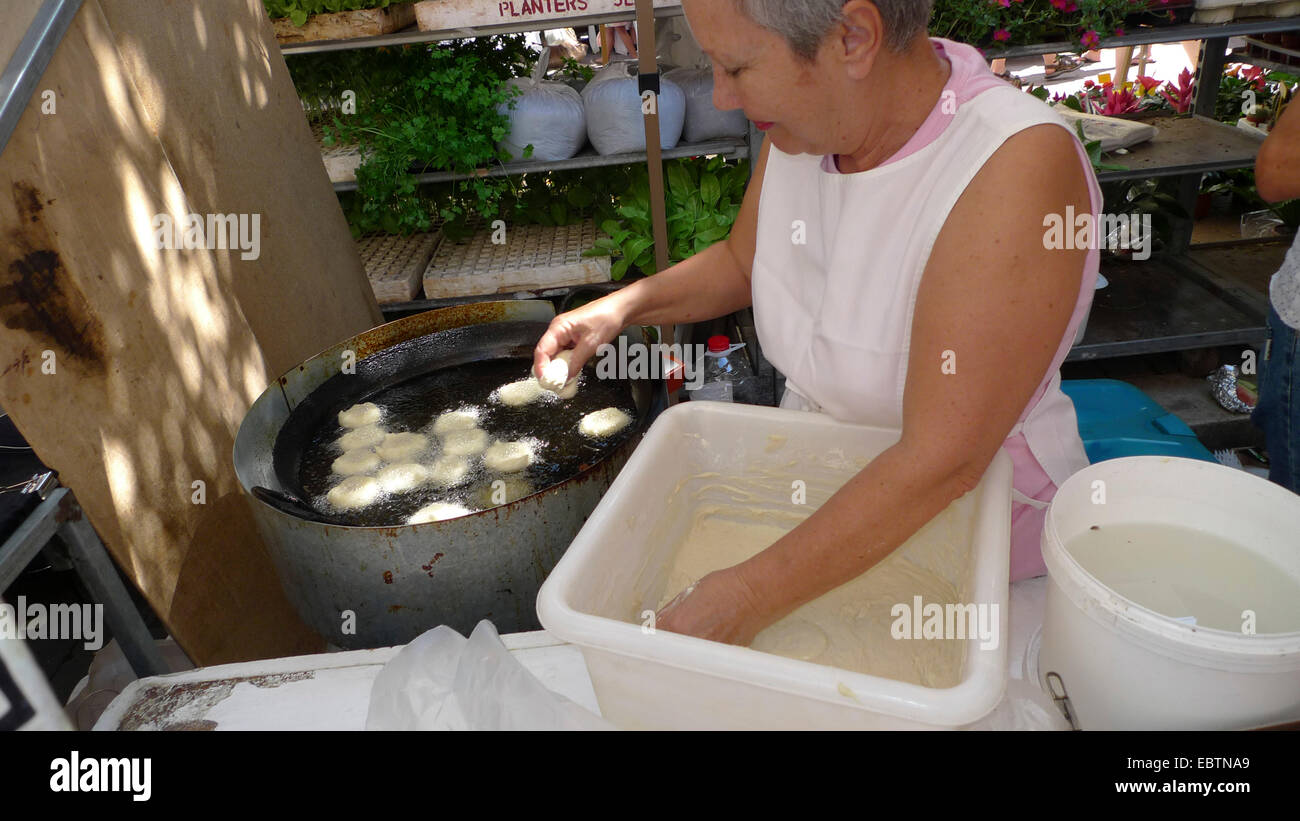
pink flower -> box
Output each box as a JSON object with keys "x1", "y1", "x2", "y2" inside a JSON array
[{"x1": 993, "y1": 28, "x2": 1011, "y2": 42}]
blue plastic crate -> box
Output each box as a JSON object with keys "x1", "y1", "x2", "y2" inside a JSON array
[{"x1": 1060, "y1": 379, "x2": 1217, "y2": 465}]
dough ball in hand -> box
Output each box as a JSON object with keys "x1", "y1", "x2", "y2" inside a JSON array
[
  {"x1": 338, "y1": 424, "x2": 386, "y2": 451},
  {"x1": 579, "y1": 407, "x2": 632, "y2": 438},
  {"x1": 327, "y1": 476, "x2": 382, "y2": 510},
  {"x1": 552, "y1": 376, "x2": 579, "y2": 400},
  {"x1": 483, "y1": 440, "x2": 534, "y2": 473},
  {"x1": 376, "y1": 463, "x2": 430, "y2": 494},
  {"x1": 332, "y1": 448, "x2": 380, "y2": 476},
  {"x1": 376, "y1": 432, "x2": 429, "y2": 462},
  {"x1": 496, "y1": 377, "x2": 544, "y2": 407},
  {"x1": 441, "y1": 427, "x2": 488, "y2": 458},
  {"x1": 538, "y1": 350, "x2": 574, "y2": 393},
  {"x1": 428, "y1": 455, "x2": 471, "y2": 489},
  {"x1": 432, "y1": 409, "x2": 480, "y2": 435},
  {"x1": 408, "y1": 502, "x2": 474, "y2": 525}
]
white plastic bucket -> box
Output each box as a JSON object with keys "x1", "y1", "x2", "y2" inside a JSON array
[{"x1": 1039, "y1": 456, "x2": 1300, "y2": 730}]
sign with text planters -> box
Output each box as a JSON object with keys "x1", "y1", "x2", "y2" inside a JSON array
[{"x1": 414, "y1": 0, "x2": 681, "y2": 30}]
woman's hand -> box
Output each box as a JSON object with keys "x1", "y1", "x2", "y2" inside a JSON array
[
  {"x1": 532, "y1": 293, "x2": 630, "y2": 382},
  {"x1": 654, "y1": 566, "x2": 771, "y2": 646}
]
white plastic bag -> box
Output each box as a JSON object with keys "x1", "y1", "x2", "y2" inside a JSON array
[
  {"x1": 365, "y1": 620, "x2": 613, "y2": 730},
  {"x1": 664, "y1": 67, "x2": 748, "y2": 142},
  {"x1": 582, "y1": 61, "x2": 685, "y2": 155},
  {"x1": 498, "y1": 49, "x2": 587, "y2": 162}
]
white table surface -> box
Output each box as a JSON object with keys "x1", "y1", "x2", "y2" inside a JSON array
[{"x1": 95, "y1": 577, "x2": 1068, "y2": 731}]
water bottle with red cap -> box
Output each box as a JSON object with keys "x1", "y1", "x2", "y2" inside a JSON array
[{"x1": 688, "y1": 334, "x2": 752, "y2": 403}]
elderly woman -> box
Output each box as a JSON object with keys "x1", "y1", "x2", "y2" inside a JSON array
[{"x1": 534, "y1": 0, "x2": 1100, "y2": 645}]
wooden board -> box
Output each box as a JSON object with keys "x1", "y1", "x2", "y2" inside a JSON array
[
  {"x1": 272, "y1": 3, "x2": 416, "y2": 44},
  {"x1": 414, "y1": 0, "x2": 679, "y2": 32},
  {"x1": 423, "y1": 221, "x2": 610, "y2": 299},
  {"x1": 0, "y1": 0, "x2": 382, "y2": 666}
]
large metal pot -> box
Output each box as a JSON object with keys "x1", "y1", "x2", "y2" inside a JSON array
[{"x1": 233, "y1": 300, "x2": 655, "y2": 649}]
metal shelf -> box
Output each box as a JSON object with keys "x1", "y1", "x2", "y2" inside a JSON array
[
  {"x1": 991, "y1": 16, "x2": 1300, "y2": 59},
  {"x1": 378, "y1": 278, "x2": 631, "y2": 315},
  {"x1": 1095, "y1": 114, "x2": 1266, "y2": 183},
  {"x1": 330, "y1": 137, "x2": 749, "y2": 190},
  {"x1": 282, "y1": 3, "x2": 684, "y2": 55},
  {"x1": 1230, "y1": 50, "x2": 1300, "y2": 73},
  {"x1": 1066, "y1": 251, "x2": 1270, "y2": 362}
]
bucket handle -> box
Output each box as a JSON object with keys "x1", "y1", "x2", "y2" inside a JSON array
[{"x1": 1044, "y1": 671, "x2": 1081, "y2": 731}]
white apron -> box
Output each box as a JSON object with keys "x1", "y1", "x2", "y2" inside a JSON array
[{"x1": 752, "y1": 75, "x2": 1098, "y2": 515}]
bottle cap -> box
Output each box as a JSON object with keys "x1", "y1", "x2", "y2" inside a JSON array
[{"x1": 707, "y1": 335, "x2": 731, "y2": 353}]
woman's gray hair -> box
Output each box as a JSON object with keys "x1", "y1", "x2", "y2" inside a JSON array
[{"x1": 737, "y1": 0, "x2": 933, "y2": 59}]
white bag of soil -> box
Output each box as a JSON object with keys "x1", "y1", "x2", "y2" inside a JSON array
[
  {"x1": 497, "y1": 49, "x2": 587, "y2": 162},
  {"x1": 582, "y1": 60, "x2": 685, "y2": 155},
  {"x1": 664, "y1": 66, "x2": 748, "y2": 142}
]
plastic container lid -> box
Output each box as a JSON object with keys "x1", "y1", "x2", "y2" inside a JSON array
[{"x1": 707, "y1": 335, "x2": 731, "y2": 353}]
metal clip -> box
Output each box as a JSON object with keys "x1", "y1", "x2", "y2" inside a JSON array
[
  {"x1": 1044, "y1": 671, "x2": 1081, "y2": 731},
  {"x1": 21, "y1": 471, "x2": 58, "y2": 499}
]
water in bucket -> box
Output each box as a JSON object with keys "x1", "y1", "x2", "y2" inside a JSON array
[{"x1": 1065, "y1": 522, "x2": 1300, "y2": 634}]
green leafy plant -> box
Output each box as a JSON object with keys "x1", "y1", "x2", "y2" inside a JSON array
[
  {"x1": 585, "y1": 156, "x2": 748, "y2": 280},
  {"x1": 289, "y1": 38, "x2": 537, "y2": 237},
  {"x1": 1100, "y1": 178, "x2": 1188, "y2": 252},
  {"x1": 930, "y1": 0, "x2": 1173, "y2": 53},
  {"x1": 558, "y1": 57, "x2": 594, "y2": 85},
  {"x1": 264, "y1": 0, "x2": 395, "y2": 27}
]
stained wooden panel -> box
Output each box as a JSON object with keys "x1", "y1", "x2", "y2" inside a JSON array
[{"x1": 0, "y1": 0, "x2": 381, "y2": 665}]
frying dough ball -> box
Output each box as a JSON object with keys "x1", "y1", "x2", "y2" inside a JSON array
[
  {"x1": 496, "y1": 377, "x2": 544, "y2": 407},
  {"x1": 553, "y1": 377, "x2": 579, "y2": 400},
  {"x1": 408, "y1": 502, "x2": 474, "y2": 525},
  {"x1": 579, "y1": 408, "x2": 632, "y2": 438},
  {"x1": 441, "y1": 427, "x2": 488, "y2": 458},
  {"x1": 338, "y1": 424, "x2": 386, "y2": 451},
  {"x1": 327, "y1": 476, "x2": 382, "y2": 510},
  {"x1": 376, "y1": 432, "x2": 429, "y2": 462},
  {"x1": 332, "y1": 448, "x2": 380, "y2": 476},
  {"x1": 470, "y1": 476, "x2": 532, "y2": 508},
  {"x1": 428, "y1": 455, "x2": 471, "y2": 489},
  {"x1": 538, "y1": 350, "x2": 573, "y2": 393},
  {"x1": 376, "y1": 463, "x2": 429, "y2": 494},
  {"x1": 432, "y1": 409, "x2": 480, "y2": 435},
  {"x1": 338, "y1": 402, "x2": 381, "y2": 428},
  {"x1": 483, "y1": 440, "x2": 534, "y2": 474}
]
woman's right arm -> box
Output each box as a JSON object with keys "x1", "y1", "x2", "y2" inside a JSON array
[
  {"x1": 534, "y1": 139, "x2": 772, "y2": 376},
  {"x1": 1257, "y1": 97, "x2": 1300, "y2": 203}
]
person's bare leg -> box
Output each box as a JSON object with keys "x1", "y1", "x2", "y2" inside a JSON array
[{"x1": 616, "y1": 26, "x2": 637, "y2": 58}]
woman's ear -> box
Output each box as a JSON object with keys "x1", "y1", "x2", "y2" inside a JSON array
[{"x1": 838, "y1": 0, "x2": 886, "y2": 80}]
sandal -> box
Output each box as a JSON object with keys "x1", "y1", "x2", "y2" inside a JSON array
[{"x1": 1044, "y1": 54, "x2": 1083, "y2": 78}]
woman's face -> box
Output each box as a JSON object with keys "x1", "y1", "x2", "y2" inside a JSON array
[{"x1": 682, "y1": 0, "x2": 864, "y2": 157}]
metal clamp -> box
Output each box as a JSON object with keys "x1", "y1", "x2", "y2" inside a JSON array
[{"x1": 1044, "y1": 671, "x2": 1081, "y2": 731}]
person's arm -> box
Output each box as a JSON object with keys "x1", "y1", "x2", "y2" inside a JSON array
[
  {"x1": 656, "y1": 124, "x2": 1091, "y2": 644},
  {"x1": 1257, "y1": 97, "x2": 1300, "y2": 203},
  {"x1": 532, "y1": 140, "x2": 771, "y2": 377}
]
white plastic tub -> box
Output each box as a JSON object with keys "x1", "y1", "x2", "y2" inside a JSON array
[
  {"x1": 1039, "y1": 456, "x2": 1300, "y2": 730},
  {"x1": 536, "y1": 402, "x2": 1013, "y2": 730}
]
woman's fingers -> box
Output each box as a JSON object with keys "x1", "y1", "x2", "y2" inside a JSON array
[{"x1": 533, "y1": 301, "x2": 622, "y2": 383}]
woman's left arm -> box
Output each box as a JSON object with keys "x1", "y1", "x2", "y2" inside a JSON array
[{"x1": 656, "y1": 124, "x2": 1091, "y2": 644}]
